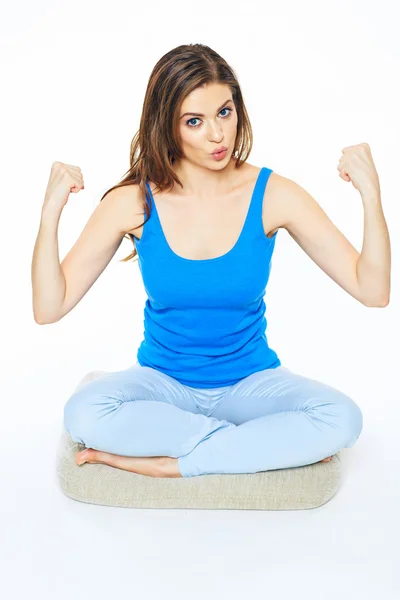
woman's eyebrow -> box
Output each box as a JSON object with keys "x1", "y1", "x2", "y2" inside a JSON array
[{"x1": 180, "y1": 99, "x2": 233, "y2": 119}]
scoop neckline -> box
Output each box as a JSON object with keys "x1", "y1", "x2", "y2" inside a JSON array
[{"x1": 144, "y1": 167, "x2": 266, "y2": 263}]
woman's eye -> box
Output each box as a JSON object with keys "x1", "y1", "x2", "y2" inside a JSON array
[{"x1": 186, "y1": 107, "x2": 232, "y2": 128}]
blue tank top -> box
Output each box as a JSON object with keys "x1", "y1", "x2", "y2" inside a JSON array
[{"x1": 133, "y1": 166, "x2": 281, "y2": 388}]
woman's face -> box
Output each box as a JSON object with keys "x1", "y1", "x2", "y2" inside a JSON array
[{"x1": 177, "y1": 83, "x2": 238, "y2": 168}]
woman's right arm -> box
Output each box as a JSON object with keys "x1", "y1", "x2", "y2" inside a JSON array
[
  {"x1": 31, "y1": 210, "x2": 67, "y2": 324},
  {"x1": 31, "y1": 162, "x2": 138, "y2": 325},
  {"x1": 31, "y1": 161, "x2": 83, "y2": 324}
]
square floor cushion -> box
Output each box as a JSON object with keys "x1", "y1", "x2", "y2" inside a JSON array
[{"x1": 56, "y1": 370, "x2": 341, "y2": 510}]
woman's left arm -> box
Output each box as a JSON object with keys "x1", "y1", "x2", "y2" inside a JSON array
[
  {"x1": 339, "y1": 143, "x2": 391, "y2": 307},
  {"x1": 273, "y1": 143, "x2": 391, "y2": 308},
  {"x1": 356, "y1": 193, "x2": 391, "y2": 307}
]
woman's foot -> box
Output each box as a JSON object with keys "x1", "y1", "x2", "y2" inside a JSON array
[
  {"x1": 320, "y1": 456, "x2": 332, "y2": 462},
  {"x1": 76, "y1": 448, "x2": 102, "y2": 466},
  {"x1": 75, "y1": 448, "x2": 181, "y2": 477}
]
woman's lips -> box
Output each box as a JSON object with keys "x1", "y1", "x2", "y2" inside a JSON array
[{"x1": 211, "y1": 148, "x2": 228, "y2": 160}]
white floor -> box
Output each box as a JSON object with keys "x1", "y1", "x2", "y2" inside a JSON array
[{"x1": 1, "y1": 370, "x2": 399, "y2": 600}]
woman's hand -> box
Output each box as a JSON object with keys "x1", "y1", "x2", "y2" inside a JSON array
[
  {"x1": 42, "y1": 161, "x2": 85, "y2": 218},
  {"x1": 337, "y1": 142, "x2": 380, "y2": 201}
]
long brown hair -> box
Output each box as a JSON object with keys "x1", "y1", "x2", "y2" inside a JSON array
[{"x1": 99, "y1": 43, "x2": 254, "y2": 263}]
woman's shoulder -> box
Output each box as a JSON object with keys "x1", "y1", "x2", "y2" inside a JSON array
[{"x1": 108, "y1": 183, "x2": 144, "y2": 236}]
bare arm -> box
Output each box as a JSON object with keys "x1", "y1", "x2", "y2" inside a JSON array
[
  {"x1": 31, "y1": 186, "x2": 139, "y2": 324},
  {"x1": 31, "y1": 211, "x2": 66, "y2": 324}
]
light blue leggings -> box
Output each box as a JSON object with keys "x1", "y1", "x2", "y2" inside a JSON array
[{"x1": 63, "y1": 363, "x2": 363, "y2": 477}]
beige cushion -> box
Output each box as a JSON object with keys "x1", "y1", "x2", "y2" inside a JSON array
[{"x1": 56, "y1": 370, "x2": 341, "y2": 510}]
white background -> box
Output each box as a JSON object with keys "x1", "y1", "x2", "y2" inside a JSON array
[{"x1": 1, "y1": 0, "x2": 398, "y2": 598}]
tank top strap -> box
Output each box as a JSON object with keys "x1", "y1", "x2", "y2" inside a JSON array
[
  {"x1": 144, "y1": 180, "x2": 152, "y2": 210},
  {"x1": 245, "y1": 166, "x2": 273, "y2": 237}
]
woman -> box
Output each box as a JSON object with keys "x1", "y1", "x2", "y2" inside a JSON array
[{"x1": 39, "y1": 44, "x2": 389, "y2": 478}]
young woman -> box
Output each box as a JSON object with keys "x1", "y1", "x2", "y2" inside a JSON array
[{"x1": 33, "y1": 44, "x2": 390, "y2": 478}]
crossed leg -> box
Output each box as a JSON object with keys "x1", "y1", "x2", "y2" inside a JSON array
[{"x1": 66, "y1": 364, "x2": 363, "y2": 478}]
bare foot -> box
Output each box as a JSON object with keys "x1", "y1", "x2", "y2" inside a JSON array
[
  {"x1": 320, "y1": 456, "x2": 332, "y2": 462},
  {"x1": 76, "y1": 448, "x2": 99, "y2": 466},
  {"x1": 75, "y1": 448, "x2": 181, "y2": 478}
]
